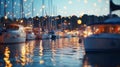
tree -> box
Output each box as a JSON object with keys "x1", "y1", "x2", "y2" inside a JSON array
[{"x1": 70, "y1": 15, "x2": 78, "y2": 30}]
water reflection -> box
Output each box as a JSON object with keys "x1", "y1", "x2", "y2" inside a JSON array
[
  {"x1": 83, "y1": 53, "x2": 120, "y2": 67},
  {"x1": 20, "y1": 41, "x2": 35, "y2": 66},
  {"x1": 1, "y1": 37, "x2": 120, "y2": 67},
  {"x1": 0, "y1": 41, "x2": 36, "y2": 67},
  {"x1": 4, "y1": 47, "x2": 12, "y2": 67},
  {"x1": 0, "y1": 37, "x2": 85, "y2": 67}
]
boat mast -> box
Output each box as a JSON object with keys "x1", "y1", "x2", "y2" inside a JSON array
[
  {"x1": 4, "y1": 0, "x2": 7, "y2": 26},
  {"x1": 4, "y1": 0, "x2": 6, "y2": 17},
  {"x1": 109, "y1": 0, "x2": 112, "y2": 18},
  {"x1": 12, "y1": 0, "x2": 14, "y2": 20},
  {"x1": 40, "y1": 0, "x2": 44, "y2": 31},
  {"x1": 0, "y1": 0, "x2": 1, "y2": 18},
  {"x1": 48, "y1": 0, "x2": 50, "y2": 31},
  {"x1": 0, "y1": 0, "x2": 2, "y2": 18},
  {"x1": 42, "y1": 0, "x2": 45, "y2": 16},
  {"x1": 20, "y1": 0, "x2": 24, "y2": 19},
  {"x1": 32, "y1": 0, "x2": 34, "y2": 27},
  {"x1": 51, "y1": 0, "x2": 53, "y2": 31},
  {"x1": 49, "y1": 0, "x2": 53, "y2": 31}
]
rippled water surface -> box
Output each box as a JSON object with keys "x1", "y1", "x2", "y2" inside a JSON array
[
  {"x1": 0, "y1": 37, "x2": 85, "y2": 67},
  {"x1": 0, "y1": 37, "x2": 120, "y2": 67}
]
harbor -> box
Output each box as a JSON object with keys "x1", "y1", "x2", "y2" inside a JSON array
[{"x1": 0, "y1": 0, "x2": 120, "y2": 67}]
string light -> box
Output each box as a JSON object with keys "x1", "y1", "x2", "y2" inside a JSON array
[
  {"x1": 98, "y1": 0, "x2": 102, "y2": 3},
  {"x1": 93, "y1": 3, "x2": 97, "y2": 7},
  {"x1": 24, "y1": 0, "x2": 27, "y2": 2},
  {"x1": 84, "y1": 0, "x2": 88, "y2": 4},
  {"x1": 1, "y1": 2, "x2": 4, "y2": 4},
  {"x1": 77, "y1": 0, "x2": 80, "y2": 2},
  {"x1": 8, "y1": 1, "x2": 10, "y2": 4},
  {"x1": 0, "y1": 0, "x2": 119, "y2": 18},
  {"x1": 68, "y1": 0, "x2": 72, "y2": 4},
  {"x1": 5, "y1": 4, "x2": 7, "y2": 8},
  {"x1": 14, "y1": 2, "x2": 16, "y2": 5},
  {"x1": 42, "y1": 5, "x2": 45, "y2": 9},
  {"x1": 63, "y1": 6, "x2": 67, "y2": 9},
  {"x1": 106, "y1": 0, "x2": 109, "y2": 4},
  {"x1": 4, "y1": 15, "x2": 8, "y2": 19}
]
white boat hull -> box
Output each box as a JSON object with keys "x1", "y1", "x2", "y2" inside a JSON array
[
  {"x1": 84, "y1": 37, "x2": 120, "y2": 52},
  {"x1": 0, "y1": 37, "x2": 26, "y2": 43},
  {"x1": 26, "y1": 33, "x2": 36, "y2": 40},
  {"x1": 0, "y1": 33, "x2": 26, "y2": 43},
  {"x1": 0, "y1": 24, "x2": 26, "y2": 43},
  {"x1": 35, "y1": 33, "x2": 51, "y2": 39},
  {"x1": 42, "y1": 34, "x2": 51, "y2": 39},
  {"x1": 83, "y1": 17, "x2": 120, "y2": 52}
]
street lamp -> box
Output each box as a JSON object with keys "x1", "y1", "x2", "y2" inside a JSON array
[
  {"x1": 77, "y1": 19, "x2": 82, "y2": 25},
  {"x1": 77, "y1": 19, "x2": 82, "y2": 30}
]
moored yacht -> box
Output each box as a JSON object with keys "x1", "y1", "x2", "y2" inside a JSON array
[
  {"x1": 0, "y1": 24, "x2": 26, "y2": 43},
  {"x1": 24, "y1": 27, "x2": 36, "y2": 40},
  {"x1": 84, "y1": 0, "x2": 120, "y2": 52},
  {"x1": 84, "y1": 17, "x2": 120, "y2": 52},
  {"x1": 33, "y1": 28, "x2": 51, "y2": 39}
]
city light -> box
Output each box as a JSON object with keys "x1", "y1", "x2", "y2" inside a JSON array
[
  {"x1": 42, "y1": 5, "x2": 45, "y2": 9},
  {"x1": 4, "y1": 15, "x2": 8, "y2": 19},
  {"x1": 93, "y1": 3, "x2": 97, "y2": 7},
  {"x1": 77, "y1": 19, "x2": 82, "y2": 25},
  {"x1": 20, "y1": 20, "x2": 23, "y2": 23},
  {"x1": 68, "y1": 0, "x2": 72, "y2": 4},
  {"x1": 24, "y1": 0, "x2": 27, "y2": 2},
  {"x1": 84, "y1": 0, "x2": 88, "y2": 4}
]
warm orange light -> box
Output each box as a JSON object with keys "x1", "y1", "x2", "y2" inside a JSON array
[
  {"x1": 4, "y1": 47, "x2": 12, "y2": 67},
  {"x1": 77, "y1": 20, "x2": 82, "y2": 24},
  {"x1": 40, "y1": 40, "x2": 43, "y2": 56},
  {"x1": 40, "y1": 60, "x2": 44, "y2": 64},
  {"x1": 20, "y1": 45, "x2": 26, "y2": 66}
]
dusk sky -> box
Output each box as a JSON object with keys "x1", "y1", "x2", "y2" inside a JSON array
[
  {"x1": 0, "y1": 0, "x2": 120, "y2": 18},
  {"x1": 54, "y1": 0, "x2": 120, "y2": 16}
]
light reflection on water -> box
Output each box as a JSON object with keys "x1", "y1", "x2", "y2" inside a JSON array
[
  {"x1": 0, "y1": 37, "x2": 120, "y2": 67},
  {"x1": 0, "y1": 37, "x2": 84, "y2": 67},
  {"x1": 4, "y1": 47, "x2": 12, "y2": 67}
]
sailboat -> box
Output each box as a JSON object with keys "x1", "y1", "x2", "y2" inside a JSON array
[
  {"x1": 0, "y1": 0, "x2": 26, "y2": 43},
  {"x1": 35, "y1": 0, "x2": 52, "y2": 39},
  {"x1": 83, "y1": 0, "x2": 120, "y2": 52},
  {"x1": 25, "y1": 0, "x2": 36, "y2": 40}
]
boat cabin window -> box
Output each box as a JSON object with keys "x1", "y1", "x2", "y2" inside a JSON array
[
  {"x1": 92, "y1": 25, "x2": 120, "y2": 34},
  {"x1": 6, "y1": 25, "x2": 19, "y2": 30}
]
